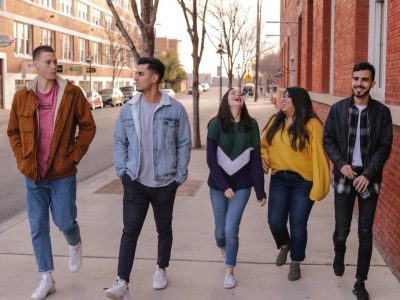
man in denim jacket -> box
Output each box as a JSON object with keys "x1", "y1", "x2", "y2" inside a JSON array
[{"x1": 106, "y1": 57, "x2": 191, "y2": 299}]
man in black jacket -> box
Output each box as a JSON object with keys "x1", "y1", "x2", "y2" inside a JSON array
[{"x1": 323, "y1": 62, "x2": 393, "y2": 300}]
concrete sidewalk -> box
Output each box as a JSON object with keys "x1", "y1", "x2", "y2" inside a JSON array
[{"x1": 0, "y1": 99, "x2": 399, "y2": 299}]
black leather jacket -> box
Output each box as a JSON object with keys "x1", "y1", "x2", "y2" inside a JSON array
[{"x1": 323, "y1": 96, "x2": 393, "y2": 185}]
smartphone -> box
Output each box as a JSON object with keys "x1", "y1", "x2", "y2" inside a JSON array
[{"x1": 359, "y1": 189, "x2": 370, "y2": 199}]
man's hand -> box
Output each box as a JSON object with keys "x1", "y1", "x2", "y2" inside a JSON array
[
  {"x1": 224, "y1": 188, "x2": 235, "y2": 199},
  {"x1": 340, "y1": 164, "x2": 357, "y2": 180},
  {"x1": 353, "y1": 175, "x2": 370, "y2": 192},
  {"x1": 258, "y1": 198, "x2": 267, "y2": 207},
  {"x1": 262, "y1": 158, "x2": 270, "y2": 173}
]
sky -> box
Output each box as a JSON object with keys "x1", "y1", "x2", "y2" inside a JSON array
[{"x1": 156, "y1": 0, "x2": 281, "y2": 76}]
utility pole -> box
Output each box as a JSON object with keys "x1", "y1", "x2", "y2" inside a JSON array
[{"x1": 254, "y1": 0, "x2": 262, "y2": 102}]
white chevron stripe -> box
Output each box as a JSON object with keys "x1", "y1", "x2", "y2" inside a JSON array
[{"x1": 217, "y1": 146, "x2": 253, "y2": 176}]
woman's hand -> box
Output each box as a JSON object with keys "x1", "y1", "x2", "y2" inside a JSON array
[
  {"x1": 262, "y1": 158, "x2": 270, "y2": 173},
  {"x1": 258, "y1": 198, "x2": 267, "y2": 207},
  {"x1": 224, "y1": 188, "x2": 235, "y2": 199}
]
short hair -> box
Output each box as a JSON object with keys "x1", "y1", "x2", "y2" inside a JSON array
[
  {"x1": 32, "y1": 45, "x2": 55, "y2": 61},
  {"x1": 353, "y1": 62, "x2": 375, "y2": 81},
  {"x1": 137, "y1": 57, "x2": 165, "y2": 82}
]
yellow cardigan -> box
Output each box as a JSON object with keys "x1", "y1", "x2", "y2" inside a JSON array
[{"x1": 261, "y1": 118, "x2": 330, "y2": 201}]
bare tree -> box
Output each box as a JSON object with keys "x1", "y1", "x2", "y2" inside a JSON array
[
  {"x1": 207, "y1": 0, "x2": 248, "y2": 88},
  {"x1": 105, "y1": 0, "x2": 159, "y2": 60},
  {"x1": 105, "y1": 30, "x2": 129, "y2": 88},
  {"x1": 177, "y1": 0, "x2": 209, "y2": 148}
]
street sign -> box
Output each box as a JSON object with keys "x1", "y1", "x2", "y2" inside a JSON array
[
  {"x1": 69, "y1": 66, "x2": 82, "y2": 72},
  {"x1": 0, "y1": 34, "x2": 14, "y2": 48},
  {"x1": 86, "y1": 67, "x2": 96, "y2": 73},
  {"x1": 57, "y1": 65, "x2": 63, "y2": 73}
]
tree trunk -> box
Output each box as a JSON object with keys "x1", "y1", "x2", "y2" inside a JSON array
[
  {"x1": 228, "y1": 71, "x2": 233, "y2": 89},
  {"x1": 192, "y1": 56, "x2": 201, "y2": 148}
]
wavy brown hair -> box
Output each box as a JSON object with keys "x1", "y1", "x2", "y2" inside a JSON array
[
  {"x1": 212, "y1": 88, "x2": 253, "y2": 133},
  {"x1": 263, "y1": 87, "x2": 321, "y2": 151}
]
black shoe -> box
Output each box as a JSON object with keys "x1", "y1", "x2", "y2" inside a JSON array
[
  {"x1": 333, "y1": 252, "x2": 345, "y2": 276},
  {"x1": 352, "y1": 280, "x2": 370, "y2": 300}
]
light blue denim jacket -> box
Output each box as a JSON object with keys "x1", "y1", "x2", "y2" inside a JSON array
[{"x1": 113, "y1": 92, "x2": 191, "y2": 185}]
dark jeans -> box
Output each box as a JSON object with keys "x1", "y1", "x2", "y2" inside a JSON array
[
  {"x1": 117, "y1": 176, "x2": 178, "y2": 282},
  {"x1": 333, "y1": 188, "x2": 378, "y2": 281},
  {"x1": 268, "y1": 171, "x2": 314, "y2": 262}
]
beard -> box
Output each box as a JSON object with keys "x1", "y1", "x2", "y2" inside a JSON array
[{"x1": 352, "y1": 86, "x2": 371, "y2": 98}]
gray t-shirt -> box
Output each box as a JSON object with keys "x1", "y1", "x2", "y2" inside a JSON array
[{"x1": 137, "y1": 97, "x2": 168, "y2": 187}]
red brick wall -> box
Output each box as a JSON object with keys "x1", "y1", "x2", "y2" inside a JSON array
[
  {"x1": 311, "y1": 0, "x2": 331, "y2": 93},
  {"x1": 374, "y1": 125, "x2": 400, "y2": 279},
  {"x1": 385, "y1": 0, "x2": 400, "y2": 106}
]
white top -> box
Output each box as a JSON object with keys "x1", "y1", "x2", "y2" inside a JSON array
[{"x1": 352, "y1": 104, "x2": 367, "y2": 167}]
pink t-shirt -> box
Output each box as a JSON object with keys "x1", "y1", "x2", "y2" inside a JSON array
[{"x1": 36, "y1": 83, "x2": 59, "y2": 178}]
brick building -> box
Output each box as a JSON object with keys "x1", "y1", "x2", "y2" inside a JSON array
[
  {"x1": 278, "y1": 0, "x2": 400, "y2": 278},
  {"x1": 0, "y1": 0, "x2": 138, "y2": 109}
]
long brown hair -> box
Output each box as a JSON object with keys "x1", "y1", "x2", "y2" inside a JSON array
[
  {"x1": 214, "y1": 88, "x2": 253, "y2": 133},
  {"x1": 264, "y1": 87, "x2": 320, "y2": 151}
]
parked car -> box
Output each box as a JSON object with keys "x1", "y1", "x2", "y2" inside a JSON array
[
  {"x1": 86, "y1": 90, "x2": 103, "y2": 109},
  {"x1": 98, "y1": 88, "x2": 124, "y2": 107},
  {"x1": 188, "y1": 85, "x2": 204, "y2": 95},
  {"x1": 200, "y1": 82, "x2": 210, "y2": 91},
  {"x1": 243, "y1": 84, "x2": 254, "y2": 96},
  {"x1": 120, "y1": 85, "x2": 139, "y2": 103},
  {"x1": 161, "y1": 88, "x2": 176, "y2": 97}
]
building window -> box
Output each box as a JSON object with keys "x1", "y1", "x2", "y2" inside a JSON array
[
  {"x1": 92, "y1": 8, "x2": 101, "y2": 26},
  {"x1": 39, "y1": 0, "x2": 55, "y2": 9},
  {"x1": 77, "y1": 2, "x2": 88, "y2": 21},
  {"x1": 61, "y1": 34, "x2": 73, "y2": 60},
  {"x1": 15, "y1": 79, "x2": 25, "y2": 91},
  {"x1": 104, "y1": 14, "x2": 113, "y2": 30},
  {"x1": 93, "y1": 42, "x2": 102, "y2": 64},
  {"x1": 79, "y1": 39, "x2": 89, "y2": 62},
  {"x1": 60, "y1": 0, "x2": 73, "y2": 15},
  {"x1": 105, "y1": 45, "x2": 112, "y2": 65},
  {"x1": 368, "y1": 0, "x2": 387, "y2": 100},
  {"x1": 93, "y1": 81, "x2": 103, "y2": 91},
  {"x1": 14, "y1": 22, "x2": 33, "y2": 56},
  {"x1": 40, "y1": 29, "x2": 54, "y2": 48}
]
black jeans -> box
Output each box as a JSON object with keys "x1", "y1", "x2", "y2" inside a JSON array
[
  {"x1": 333, "y1": 187, "x2": 378, "y2": 281},
  {"x1": 117, "y1": 176, "x2": 178, "y2": 282}
]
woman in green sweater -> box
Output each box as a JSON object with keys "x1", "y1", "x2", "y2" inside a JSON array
[{"x1": 207, "y1": 88, "x2": 267, "y2": 289}]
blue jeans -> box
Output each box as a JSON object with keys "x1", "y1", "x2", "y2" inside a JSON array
[
  {"x1": 210, "y1": 188, "x2": 251, "y2": 268},
  {"x1": 268, "y1": 171, "x2": 314, "y2": 262},
  {"x1": 24, "y1": 175, "x2": 81, "y2": 272}
]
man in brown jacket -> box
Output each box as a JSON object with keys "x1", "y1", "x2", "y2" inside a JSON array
[{"x1": 7, "y1": 45, "x2": 96, "y2": 300}]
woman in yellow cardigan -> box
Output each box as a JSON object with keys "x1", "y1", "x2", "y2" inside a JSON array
[{"x1": 261, "y1": 87, "x2": 330, "y2": 281}]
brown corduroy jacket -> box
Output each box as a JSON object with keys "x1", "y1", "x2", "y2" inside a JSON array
[{"x1": 7, "y1": 76, "x2": 96, "y2": 181}]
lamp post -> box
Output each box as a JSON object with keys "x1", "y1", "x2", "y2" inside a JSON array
[
  {"x1": 216, "y1": 43, "x2": 226, "y2": 102},
  {"x1": 85, "y1": 55, "x2": 93, "y2": 93},
  {"x1": 236, "y1": 64, "x2": 242, "y2": 91}
]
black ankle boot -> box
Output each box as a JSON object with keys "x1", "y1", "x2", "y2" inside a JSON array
[
  {"x1": 352, "y1": 280, "x2": 370, "y2": 300},
  {"x1": 333, "y1": 250, "x2": 345, "y2": 276}
]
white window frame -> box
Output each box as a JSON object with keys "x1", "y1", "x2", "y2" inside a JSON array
[
  {"x1": 40, "y1": 28, "x2": 54, "y2": 48},
  {"x1": 104, "y1": 14, "x2": 113, "y2": 30},
  {"x1": 93, "y1": 42, "x2": 101, "y2": 64},
  {"x1": 61, "y1": 34, "x2": 73, "y2": 61},
  {"x1": 60, "y1": 0, "x2": 73, "y2": 15},
  {"x1": 368, "y1": 0, "x2": 387, "y2": 101},
  {"x1": 79, "y1": 38, "x2": 89, "y2": 62},
  {"x1": 77, "y1": 1, "x2": 88, "y2": 22},
  {"x1": 14, "y1": 22, "x2": 32, "y2": 56},
  {"x1": 105, "y1": 45, "x2": 112, "y2": 65},
  {"x1": 39, "y1": 0, "x2": 55, "y2": 9},
  {"x1": 92, "y1": 8, "x2": 101, "y2": 26}
]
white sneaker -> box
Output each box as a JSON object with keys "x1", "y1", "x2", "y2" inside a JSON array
[
  {"x1": 31, "y1": 277, "x2": 56, "y2": 300},
  {"x1": 105, "y1": 277, "x2": 129, "y2": 299},
  {"x1": 152, "y1": 266, "x2": 168, "y2": 290},
  {"x1": 69, "y1": 242, "x2": 82, "y2": 273},
  {"x1": 224, "y1": 274, "x2": 236, "y2": 289}
]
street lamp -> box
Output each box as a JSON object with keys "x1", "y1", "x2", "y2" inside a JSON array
[
  {"x1": 236, "y1": 64, "x2": 242, "y2": 91},
  {"x1": 216, "y1": 43, "x2": 226, "y2": 102},
  {"x1": 85, "y1": 55, "x2": 93, "y2": 93}
]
